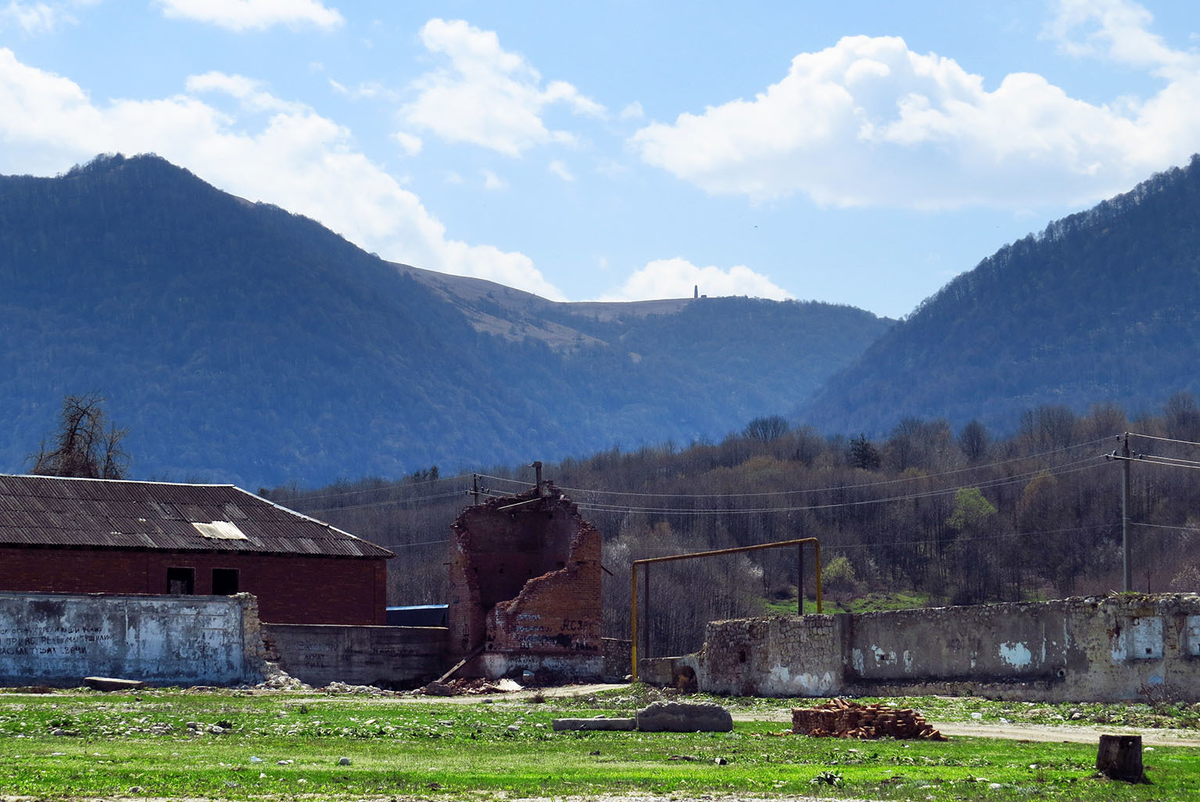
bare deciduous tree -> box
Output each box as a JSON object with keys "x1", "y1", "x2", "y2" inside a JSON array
[{"x1": 30, "y1": 394, "x2": 130, "y2": 479}]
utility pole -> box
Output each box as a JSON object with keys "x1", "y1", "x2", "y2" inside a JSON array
[
  {"x1": 1122, "y1": 432, "x2": 1132, "y2": 592},
  {"x1": 471, "y1": 473, "x2": 480, "y2": 505}
]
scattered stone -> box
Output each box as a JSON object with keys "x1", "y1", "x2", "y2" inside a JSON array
[
  {"x1": 668, "y1": 754, "x2": 698, "y2": 761},
  {"x1": 83, "y1": 676, "x2": 145, "y2": 692},
  {"x1": 714, "y1": 757, "x2": 728, "y2": 765},
  {"x1": 792, "y1": 698, "x2": 947, "y2": 741},
  {"x1": 338, "y1": 757, "x2": 351, "y2": 766},
  {"x1": 50, "y1": 728, "x2": 72, "y2": 737},
  {"x1": 636, "y1": 701, "x2": 733, "y2": 733},
  {"x1": 553, "y1": 717, "x2": 637, "y2": 732},
  {"x1": 424, "y1": 681, "x2": 454, "y2": 697},
  {"x1": 250, "y1": 756, "x2": 263, "y2": 763}
]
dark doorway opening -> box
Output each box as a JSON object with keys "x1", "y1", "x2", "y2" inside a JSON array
[{"x1": 167, "y1": 566, "x2": 195, "y2": 595}]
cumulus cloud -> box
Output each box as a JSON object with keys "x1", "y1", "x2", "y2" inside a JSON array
[
  {"x1": 403, "y1": 18, "x2": 605, "y2": 156},
  {"x1": 601, "y1": 258, "x2": 793, "y2": 302},
  {"x1": 154, "y1": 0, "x2": 344, "y2": 32},
  {"x1": 631, "y1": 0, "x2": 1200, "y2": 210},
  {"x1": 0, "y1": 49, "x2": 564, "y2": 299}
]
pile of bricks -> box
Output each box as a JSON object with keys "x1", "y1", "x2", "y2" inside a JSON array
[{"x1": 792, "y1": 698, "x2": 947, "y2": 741}]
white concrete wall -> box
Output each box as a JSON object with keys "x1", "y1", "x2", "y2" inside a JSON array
[
  {"x1": 691, "y1": 594, "x2": 1200, "y2": 702},
  {"x1": 0, "y1": 591, "x2": 263, "y2": 687}
]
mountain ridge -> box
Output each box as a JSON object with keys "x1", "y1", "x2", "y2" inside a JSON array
[
  {"x1": 799, "y1": 155, "x2": 1200, "y2": 436},
  {"x1": 0, "y1": 153, "x2": 891, "y2": 487}
]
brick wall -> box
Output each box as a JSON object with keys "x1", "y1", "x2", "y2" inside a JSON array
[
  {"x1": 447, "y1": 485, "x2": 603, "y2": 679},
  {"x1": 0, "y1": 546, "x2": 386, "y2": 625}
]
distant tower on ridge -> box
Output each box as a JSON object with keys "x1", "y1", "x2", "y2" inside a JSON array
[{"x1": 694, "y1": 284, "x2": 699, "y2": 299}]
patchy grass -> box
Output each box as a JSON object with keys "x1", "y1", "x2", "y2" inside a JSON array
[
  {"x1": 0, "y1": 688, "x2": 1198, "y2": 800},
  {"x1": 762, "y1": 590, "x2": 931, "y2": 617}
]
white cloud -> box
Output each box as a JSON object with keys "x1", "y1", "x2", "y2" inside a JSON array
[
  {"x1": 0, "y1": 1, "x2": 76, "y2": 33},
  {"x1": 631, "y1": 1, "x2": 1200, "y2": 210},
  {"x1": 1043, "y1": 0, "x2": 1193, "y2": 77},
  {"x1": 154, "y1": 0, "x2": 344, "y2": 32},
  {"x1": 481, "y1": 168, "x2": 507, "y2": 190},
  {"x1": 0, "y1": 48, "x2": 565, "y2": 300},
  {"x1": 393, "y1": 130, "x2": 422, "y2": 156},
  {"x1": 329, "y1": 78, "x2": 399, "y2": 103},
  {"x1": 548, "y1": 159, "x2": 574, "y2": 181},
  {"x1": 601, "y1": 258, "x2": 793, "y2": 302},
  {"x1": 402, "y1": 18, "x2": 605, "y2": 156},
  {"x1": 620, "y1": 101, "x2": 644, "y2": 120},
  {"x1": 186, "y1": 71, "x2": 303, "y2": 113}
]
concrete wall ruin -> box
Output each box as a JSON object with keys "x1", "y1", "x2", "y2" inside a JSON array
[
  {"x1": 0, "y1": 591, "x2": 265, "y2": 687},
  {"x1": 650, "y1": 594, "x2": 1200, "y2": 703},
  {"x1": 265, "y1": 623, "x2": 447, "y2": 687},
  {"x1": 447, "y1": 484, "x2": 603, "y2": 679}
]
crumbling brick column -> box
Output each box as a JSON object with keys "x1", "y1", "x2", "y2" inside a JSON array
[{"x1": 446, "y1": 483, "x2": 603, "y2": 679}]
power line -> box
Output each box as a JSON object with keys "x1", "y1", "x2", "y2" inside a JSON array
[
  {"x1": 552, "y1": 437, "x2": 1113, "y2": 500},
  {"x1": 1127, "y1": 431, "x2": 1200, "y2": 448},
  {"x1": 300, "y1": 489, "x2": 470, "y2": 514},
  {"x1": 574, "y1": 456, "x2": 1107, "y2": 516}
]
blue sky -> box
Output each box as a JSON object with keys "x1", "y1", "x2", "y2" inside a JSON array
[{"x1": 2, "y1": 0, "x2": 1199, "y2": 318}]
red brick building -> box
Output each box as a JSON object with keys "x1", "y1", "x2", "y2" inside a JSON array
[{"x1": 0, "y1": 474, "x2": 392, "y2": 624}]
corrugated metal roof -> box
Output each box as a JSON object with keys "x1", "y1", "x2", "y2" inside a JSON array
[{"x1": 0, "y1": 474, "x2": 393, "y2": 559}]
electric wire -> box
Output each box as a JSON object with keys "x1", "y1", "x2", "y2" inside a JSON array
[
  {"x1": 1126, "y1": 432, "x2": 1200, "y2": 448},
  {"x1": 478, "y1": 436, "x2": 1113, "y2": 502},
  {"x1": 573, "y1": 456, "x2": 1107, "y2": 516}
]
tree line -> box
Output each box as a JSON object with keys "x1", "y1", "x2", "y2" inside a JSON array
[{"x1": 268, "y1": 397, "x2": 1200, "y2": 657}]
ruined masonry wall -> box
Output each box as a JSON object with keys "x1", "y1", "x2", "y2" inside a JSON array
[
  {"x1": 447, "y1": 485, "x2": 604, "y2": 680},
  {"x1": 0, "y1": 591, "x2": 265, "y2": 687},
  {"x1": 694, "y1": 594, "x2": 1200, "y2": 702}
]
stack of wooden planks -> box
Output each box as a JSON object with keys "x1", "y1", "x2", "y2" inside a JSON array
[{"x1": 792, "y1": 698, "x2": 947, "y2": 741}]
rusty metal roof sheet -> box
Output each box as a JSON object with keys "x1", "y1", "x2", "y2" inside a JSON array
[{"x1": 0, "y1": 474, "x2": 393, "y2": 559}]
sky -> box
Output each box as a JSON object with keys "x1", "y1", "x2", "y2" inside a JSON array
[{"x1": 2, "y1": 0, "x2": 1199, "y2": 319}]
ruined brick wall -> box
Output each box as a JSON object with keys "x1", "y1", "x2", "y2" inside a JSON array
[
  {"x1": 686, "y1": 594, "x2": 1200, "y2": 702},
  {"x1": 446, "y1": 484, "x2": 603, "y2": 679}
]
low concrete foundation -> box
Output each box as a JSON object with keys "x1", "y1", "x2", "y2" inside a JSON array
[{"x1": 266, "y1": 623, "x2": 448, "y2": 687}]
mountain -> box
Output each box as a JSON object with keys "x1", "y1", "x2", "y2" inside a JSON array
[
  {"x1": 0, "y1": 154, "x2": 891, "y2": 487},
  {"x1": 799, "y1": 155, "x2": 1200, "y2": 436}
]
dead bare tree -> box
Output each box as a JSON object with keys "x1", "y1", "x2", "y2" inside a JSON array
[{"x1": 30, "y1": 394, "x2": 130, "y2": 479}]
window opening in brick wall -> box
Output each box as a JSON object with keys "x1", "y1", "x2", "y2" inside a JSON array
[
  {"x1": 212, "y1": 568, "x2": 239, "y2": 595},
  {"x1": 167, "y1": 566, "x2": 194, "y2": 595}
]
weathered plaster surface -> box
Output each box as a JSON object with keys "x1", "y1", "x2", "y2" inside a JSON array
[
  {"x1": 0, "y1": 591, "x2": 264, "y2": 686},
  {"x1": 669, "y1": 594, "x2": 1200, "y2": 702}
]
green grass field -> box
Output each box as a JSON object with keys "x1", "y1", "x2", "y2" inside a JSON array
[{"x1": 0, "y1": 686, "x2": 1197, "y2": 800}]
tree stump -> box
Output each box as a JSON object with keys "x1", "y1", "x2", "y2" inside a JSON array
[{"x1": 1096, "y1": 734, "x2": 1145, "y2": 783}]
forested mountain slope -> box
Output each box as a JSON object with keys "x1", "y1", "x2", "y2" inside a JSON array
[
  {"x1": 0, "y1": 154, "x2": 890, "y2": 487},
  {"x1": 800, "y1": 156, "x2": 1200, "y2": 435}
]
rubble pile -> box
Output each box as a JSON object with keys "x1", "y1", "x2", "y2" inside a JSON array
[
  {"x1": 422, "y1": 677, "x2": 524, "y2": 696},
  {"x1": 792, "y1": 698, "x2": 947, "y2": 741}
]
